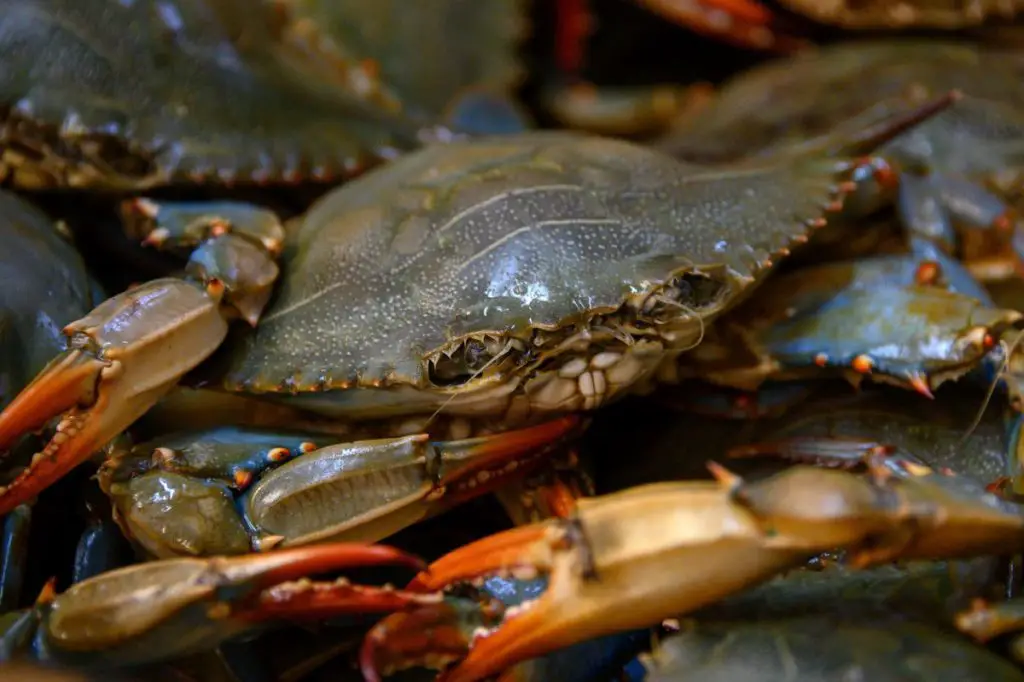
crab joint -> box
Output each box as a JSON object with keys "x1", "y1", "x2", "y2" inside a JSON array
[{"x1": 34, "y1": 543, "x2": 435, "y2": 667}]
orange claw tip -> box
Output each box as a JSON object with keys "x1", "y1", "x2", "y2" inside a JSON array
[
  {"x1": 705, "y1": 461, "x2": 743, "y2": 491},
  {"x1": 907, "y1": 373, "x2": 935, "y2": 399},
  {"x1": 428, "y1": 595, "x2": 579, "y2": 682},
  {"x1": 406, "y1": 524, "x2": 552, "y2": 592},
  {"x1": 242, "y1": 583, "x2": 444, "y2": 623},
  {"x1": 225, "y1": 543, "x2": 427, "y2": 586},
  {"x1": 0, "y1": 352, "x2": 118, "y2": 517},
  {"x1": 359, "y1": 601, "x2": 483, "y2": 682},
  {"x1": 35, "y1": 578, "x2": 58, "y2": 606},
  {"x1": 0, "y1": 350, "x2": 98, "y2": 451}
]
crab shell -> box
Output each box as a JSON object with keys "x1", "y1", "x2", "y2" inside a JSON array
[
  {"x1": 0, "y1": 190, "x2": 94, "y2": 410},
  {"x1": 280, "y1": 0, "x2": 528, "y2": 121},
  {"x1": 660, "y1": 40, "x2": 1024, "y2": 180},
  {"x1": 0, "y1": 0, "x2": 424, "y2": 189},
  {"x1": 642, "y1": 615, "x2": 1024, "y2": 682},
  {"x1": 193, "y1": 131, "x2": 858, "y2": 423}
]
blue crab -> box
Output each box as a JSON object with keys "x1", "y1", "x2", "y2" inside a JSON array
[{"x1": 0, "y1": 96, "x2": 955, "y2": 552}]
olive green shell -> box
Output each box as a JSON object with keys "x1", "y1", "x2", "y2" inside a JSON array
[
  {"x1": 214, "y1": 131, "x2": 852, "y2": 394},
  {"x1": 0, "y1": 0, "x2": 421, "y2": 187},
  {"x1": 645, "y1": 557, "x2": 1020, "y2": 682},
  {"x1": 285, "y1": 0, "x2": 526, "y2": 118},
  {"x1": 645, "y1": 617, "x2": 1024, "y2": 682},
  {"x1": 661, "y1": 40, "x2": 1024, "y2": 174},
  {"x1": 0, "y1": 190, "x2": 94, "y2": 409}
]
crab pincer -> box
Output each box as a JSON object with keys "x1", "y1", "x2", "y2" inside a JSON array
[
  {"x1": 366, "y1": 458, "x2": 1024, "y2": 681},
  {"x1": 365, "y1": 479, "x2": 827, "y2": 682},
  {"x1": 0, "y1": 196, "x2": 284, "y2": 517},
  {"x1": 0, "y1": 278, "x2": 234, "y2": 516},
  {"x1": 360, "y1": 594, "x2": 507, "y2": 680},
  {"x1": 3, "y1": 542, "x2": 434, "y2": 668}
]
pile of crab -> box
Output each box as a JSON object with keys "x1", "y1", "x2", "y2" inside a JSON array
[{"x1": 8, "y1": 1, "x2": 1024, "y2": 681}]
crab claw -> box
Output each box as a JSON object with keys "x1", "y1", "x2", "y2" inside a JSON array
[
  {"x1": 40, "y1": 542, "x2": 433, "y2": 668},
  {"x1": 399, "y1": 481, "x2": 832, "y2": 682},
  {"x1": 0, "y1": 279, "x2": 231, "y2": 516},
  {"x1": 360, "y1": 595, "x2": 506, "y2": 680}
]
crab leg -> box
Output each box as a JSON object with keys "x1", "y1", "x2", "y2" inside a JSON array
[
  {"x1": 196, "y1": 546, "x2": 435, "y2": 624},
  {"x1": 100, "y1": 417, "x2": 584, "y2": 557},
  {"x1": 362, "y1": 575, "x2": 650, "y2": 682},
  {"x1": 21, "y1": 543, "x2": 433, "y2": 668},
  {"x1": 387, "y1": 480, "x2": 837, "y2": 682},
  {"x1": 373, "y1": 460, "x2": 1024, "y2": 681},
  {"x1": 0, "y1": 199, "x2": 284, "y2": 516}
]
